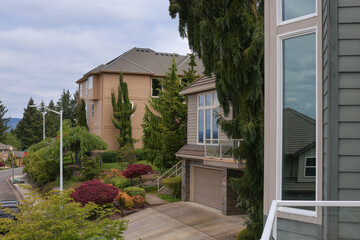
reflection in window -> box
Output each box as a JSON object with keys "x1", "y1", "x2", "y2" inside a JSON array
[
  {"x1": 151, "y1": 78, "x2": 162, "y2": 97},
  {"x1": 282, "y1": 0, "x2": 315, "y2": 21},
  {"x1": 305, "y1": 157, "x2": 316, "y2": 177},
  {"x1": 282, "y1": 33, "x2": 316, "y2": 201},
  {"x1": 198, "y1": 92, "x2": 219, "y2": 144}
]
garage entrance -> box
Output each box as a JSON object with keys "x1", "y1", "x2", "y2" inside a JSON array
[{"x1": 193, "y1": 166, "x2": 223, "y2": 210}]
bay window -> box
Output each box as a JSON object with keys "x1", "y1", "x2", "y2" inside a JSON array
[{"x1": 198, "y1": 91, "x2": 219, "y2": 144}]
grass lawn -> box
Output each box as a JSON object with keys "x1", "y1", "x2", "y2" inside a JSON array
[
  {"x1": 157, "y1": 194, "x2": 181, "y2": 203},
  {"x1": 142, "y1": 185, "x2": 157, "y2": 193},
  {"x1": 100, "y1": 160, "x2": 159, "y2": 171}
]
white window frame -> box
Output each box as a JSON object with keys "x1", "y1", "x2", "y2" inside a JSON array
[
  {"x1": 276, "y1": 27, "x2": 318, "y2": 217},
  {"x1": 88, "y1": 76, "x2": 93, "y2": 89},
  {"x1": 277, "y1": 0, "x2": 317, "y2": 26},
  {"x1": 197, "y1": 91, "x2": 219, "y2": 145},
  {"x1": 304, "y1": 156, "x2": 316, "y2": 177},
  {"x1": 151, "y1": 78, "x2": 162, "y2": 97}
]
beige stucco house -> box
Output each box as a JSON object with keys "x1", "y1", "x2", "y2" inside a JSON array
[
  {"x1": 176, "y1": 74, "x2": 244, "y2": 215},
  {"x1": 76, "y1": 47, "x2": 204, "y2": 150}
]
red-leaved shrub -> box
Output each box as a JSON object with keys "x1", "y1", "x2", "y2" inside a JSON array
[
  {"x1": 0, "y1": 161, "x2": 5, "y2": 167},
  {"x1": 71, "y1": 179, "x2": 118, "y2": 206},
  {"x1": 122, "y1": 164, "x2": 153, "y2": 180}
]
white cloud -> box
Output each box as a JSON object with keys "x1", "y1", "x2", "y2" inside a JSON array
[{"x1": 0, "y1": 0, "x2": 190, "y2": 118}]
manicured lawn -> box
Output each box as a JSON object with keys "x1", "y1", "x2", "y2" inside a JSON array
[
  {"x1": 142, "y1": 185, "x2": 157, "y2": 193},
  {"x1": 100, "y1": 160, "x2": 159, "y2": 171},
  {"x1": 157, "y1": 194, "x2": 181, "y2": 203}
]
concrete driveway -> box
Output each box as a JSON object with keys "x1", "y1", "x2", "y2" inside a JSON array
[
  {"x1": 124, "y1": 202, "x2": 247, "y2": 240},
  {"x1": 0, "y1": 167, "x2": 23, "y2": 202}
]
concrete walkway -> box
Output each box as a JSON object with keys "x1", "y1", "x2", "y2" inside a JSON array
[
  {"x1": 124, "y1": 202, "x2": 247, "y2": 240},
  {"x1": 146, "y1": 193, "x2": 168, "y2": 206}
]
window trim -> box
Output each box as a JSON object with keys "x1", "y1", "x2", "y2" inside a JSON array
[
  {"x1": 276, "y1": 27, "x2": 319, "y2": 216},
  {"x1": 151, "y1": 78, "x2": 162, "y2": 97},
  {"x1": 276, "y1": 0, "x2": 318, "y2": 26},
  {"x1": 130, "y1": 102, "x2": 134, "y2": 117},
  {"x1": 196, "y1": 91, "x2": 219, "y2": 145},
  {"x1": 304, "y1": 156, "x2": 316, "y2": 177}
]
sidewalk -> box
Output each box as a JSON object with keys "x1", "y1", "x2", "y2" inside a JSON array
[
  {"x1": 146, "y1": 193, "x2": 168, "y2": 206},
  {"x1": 7, "y1": 174, "x2": 33, "y2": 205}
]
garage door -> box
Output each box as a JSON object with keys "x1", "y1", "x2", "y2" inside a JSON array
[{"x1": 193, "y1": 167, "x2": 222, "y2": 210}]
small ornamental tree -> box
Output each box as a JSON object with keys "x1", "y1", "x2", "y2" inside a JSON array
[
  {"x1": 122, "y1": 164, "x2": 153, "y2": 182},
  {"x1": 71, "y1": 179, "x2": 119, "y2": 206},
  {"x1": 0, "y1": 161, "x2": 5, "y2": 167},
  {"x1": 77, "y1": 98, "x2": 88, "y2": 129}
]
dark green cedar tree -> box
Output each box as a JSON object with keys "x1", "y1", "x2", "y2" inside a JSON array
[
  {"x1": 15, "y1": 98, "x2": 43, "y2": 149},
  {"x1": 182, "y1": 53, "x2": 200, "y2": 85},
  {"x1": 142, "y1": 59, "x2": 188, "y2": 170},
  {"x1": 169, "y1": 1, "x2": 264, "y2": 238},
  {"x1": 45, "y1": 99, "x2": 60, "y2": 138},
  {"x1": 0, "y1": 100, "x2": 10, "y2": 142},
  {"x1": 56, "y1": 89, "x2": 77, "y2": 126},
  {"x1": 111, "y1": 72, "x2": 135, "y2": 149},
  {"x1": 77, "y1": 98, "x2": 88, "y2": 130}
]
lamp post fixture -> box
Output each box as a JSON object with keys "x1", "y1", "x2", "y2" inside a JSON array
[{"x1": 30, "y1": 105, "x2": 63, "y2": 192}]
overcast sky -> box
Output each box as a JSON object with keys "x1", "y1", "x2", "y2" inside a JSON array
[{"x1": 0, "y1": 0, "x2": 190, "y2": 118}]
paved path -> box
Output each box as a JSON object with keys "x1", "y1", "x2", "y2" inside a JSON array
[
  {"x1": 146, "y1": 193, "x2": 168, "y2": 206},
  {"x1": 124, "y1": 202, "x2": 247, "y2": 240},
  {"x1": 0, "y1": 167, "x2": 23, "y2": 201}
]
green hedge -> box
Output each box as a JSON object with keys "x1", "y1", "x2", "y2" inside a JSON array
[
  {"x1": 162, "y1": 176, "x2": 181, "y2": 198},
  {"x1": 110, "y1": 177, "x2": 130, "y2": 189},
  {"x1": 123, "y1": 187, "x2": 146, "y2": 198},
  {"x1": 101, "y1": 151, "x2": 118, "y2": 163}
]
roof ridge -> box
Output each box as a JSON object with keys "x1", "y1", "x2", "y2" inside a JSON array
[
  {"x1": 285, "y1": 107, "x2": 315, "y2": 125},
  {"x1": 178, "y1": 55, "x2": 190, "y2": 68},
  {"x1": 121, "y1": 56, "x2": 154, "y2": 73},
  {"x1": 104, "y1": 47, "x2": 136, "y2": 68}
]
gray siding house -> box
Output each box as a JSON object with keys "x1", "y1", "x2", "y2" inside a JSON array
[
  {"x1": 176, "y1": 75, "x2": 244, "y2": 215},
  {"x1": 264, "y1": 0, "x2": 360, "y2": 239}
]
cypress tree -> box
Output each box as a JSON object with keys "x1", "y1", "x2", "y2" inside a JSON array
[
  {"x1": 0, "y1": 100, "x2": 10, "y2": 142},
  {"x1": 169, "y1": 1, "x2": 264, "y2": 238},
  {"x1": 182, "y1": 53, "x2": 200, "y2": 85},
  {"x1": 142, "y1": 59, "x2": 187, "y2": 169},
  {"x1": 15, "y1": 98, "x2": 43, "y2": 149},
  {"x1": 111, "y1": 72, "x2": 135, "y2": 149},
  {"x1": 77, "y1": 99, "x2": 88, "y2": 130}
]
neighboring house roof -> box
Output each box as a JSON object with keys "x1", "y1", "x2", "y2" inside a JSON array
[
  {"x1": 180, "y1": 74, "x2": 216, "y2": 96},
  {"x1": 0, "y1": 143, "x2": 11, "y2": 150},
  {"x1": 77, "y1": 47, "x2": 205, "y2": 83},
  {"x1": 283, "y1": 108, "x2": 316, "y2": 156},
  {"x1": 176, "y1": 144, "x2": 205, "y2": 159},
  {"x1": 14, "y1": 151, "x2": 24, "y2": 158}
]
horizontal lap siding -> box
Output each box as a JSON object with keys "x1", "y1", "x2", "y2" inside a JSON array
[
  {"x1": 187, "y1": 94, "x2": 197, "y2": 144},
  {"x1": 337, "y1": 2, "x2": 360, "y2": 239}
]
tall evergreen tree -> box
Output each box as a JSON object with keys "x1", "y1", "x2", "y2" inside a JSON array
[
  {"x1": 77, "y1": 99, "x2": 88, "y2": 130},
  {"x1": 111, "y1": 72, "x2": 135, "y2": 149},
  {"x1": 142, "y1": 59, "x2": 187, "y2": 169},
  {"x1": 169, "y1": 1, "x2": 264, "y2": 238},
  {"x1": 182, "y1": 53, "x2": 200, "y2": 85},
  {"x1": 45, "y1": 100, "x2": 60, "y2": 138},
  {"x1": 14, "y1": 98, "x2": 43, "y2": 149},
  {"x1": 0, "y1": 100, "x2": 10, "y2": 142},
  {"x1": 56, "y1": 89, "x2": 77, "y2": 126}
]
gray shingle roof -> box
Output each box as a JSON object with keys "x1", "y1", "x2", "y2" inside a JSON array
[
  {"x1": 179, "y1": 74, "x2": 216, "y2": 95},
  {"x1": 176, "y1": 144, "x2": 205, "y2": 158},
  {"x1": 0, "y1": 143, "x2": 11, "y2": 150},
  {"x1": 78, "y1": 47, "x2": 204, "y2": 82},
  {"x1": 283, "y1": 108, "x2": 316, "y2": 156}
]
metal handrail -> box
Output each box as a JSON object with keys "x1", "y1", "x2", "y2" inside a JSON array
[
  {"x1": 260, "y1": 200, "x2": 360, "y2": 240},
  {"x1": 157, "y1": 161, "x2": 182, "y2": 192}
]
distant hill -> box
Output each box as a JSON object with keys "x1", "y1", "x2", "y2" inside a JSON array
[{"x1": 7, "y1": 118, "x2": 20, "y2": 131}]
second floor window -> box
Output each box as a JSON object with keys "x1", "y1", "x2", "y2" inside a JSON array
[
  {"x1": 151, "y1": 78, "x2": 162, "y2": 97},
  {"x1": 91, "y1": 103, "x2": 94, "y2": 118},
  {"x1": 88, "y1": 76, "x2": 93, "y2": 89},
  {"x1": 198, "y1": 91, "x2": 219, "y2": 144}
]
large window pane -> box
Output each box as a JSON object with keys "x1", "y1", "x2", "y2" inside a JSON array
[
  {"x1": 213, "y1": 108, "x2": 219, "y2": 139},
  {"x1": 152, "y1": 78, "x2": 162, "y2": 97},
  {"x1": 198, "y1": 110, "x2": 204, "y2": 143},
  {"x1": 283, "y1": 0, "x2": 316, "y2": 21},
  {"x1": 205, "y1": 109, "x2": 211, "y2": 139},
  {"x1": 282, "y1": 33, "x2": 316, "y2": 201},
  {"x1": 205, "y1": 94, "x2": 211, "y2": 106},
  {"x1": 199, "y1": 95, "x2": 204, "y2": 107}
]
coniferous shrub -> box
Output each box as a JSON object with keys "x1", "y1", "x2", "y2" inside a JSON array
[
  {"x1": 71, "y1": 179, "x2": 118, "y2": 206},
  {"x1": 162, "y1": 176, "x2": 182, "y2": 198},
  {"x1": 116, "y1": 191, "x2": 135, "y2": 210},
  {"x1": 81, "y1": 156, "x2": 100, "y2": 180},
  {"x1": 101, "y1": 151, "x2": 118, "y2": 163},
  {"x1": 123, "y1": 187, "x2": 146, "y2": 199},
  {"x1": 109, "y1": 177, "x2": 131, "y2": 189},
  {"x1": 122, "y1": 164, "x2": 153, "y2": 180}
]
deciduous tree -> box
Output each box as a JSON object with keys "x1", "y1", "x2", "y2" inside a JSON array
[{"x1": 169, "y1": 1, "x2": 264, "y2": 238}]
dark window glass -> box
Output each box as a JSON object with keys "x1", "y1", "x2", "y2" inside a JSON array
[
  {"x1": 205, "y1": 109, "x2": 211, "y2": 139},
  {"x1": 282, "y1": 33, "x2": 316, "y2": 201},
  {"x1": 199, "y1": 95, "x2": 204, "y2": 107},
  {"x1": 198, "y1": 110, "x2": 204, "y2": 143},
  {"x1": 283, "y1": 0, "x2": 315, "y2": 21},
  {"x1": 213, "y1": 108, "x2": 219, "y2": 139},
  {"x1": 152, "y1": 78, "x2": 162, "y2": 97}
]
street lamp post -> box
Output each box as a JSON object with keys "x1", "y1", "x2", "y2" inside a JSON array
[
  {"x1": 30, "y1": 105, "x2": 63, "y2": 192},
  {"x1": 9, "y1": 146, "x2": 14, "y2": 183}
]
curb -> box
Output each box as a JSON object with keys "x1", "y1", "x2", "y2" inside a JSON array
[{"x1": 7, "y1": 178, "x2": 24, "y2": 205}]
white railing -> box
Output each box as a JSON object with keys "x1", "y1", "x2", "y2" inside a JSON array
[
  {"x1": 261, "y1": 200, "x2": 360, "y2": 240},
  {"x1": 157, "y1": 161, "x2": 182, "y2": 193},
  {"x1": 204, "y1": 139, "x2": 241, "y2": 160}
]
